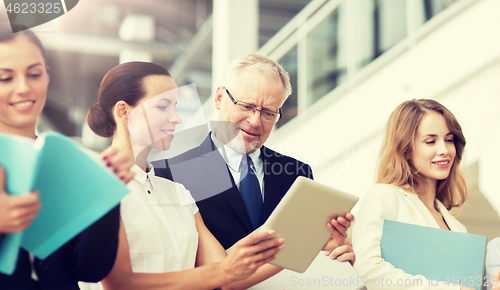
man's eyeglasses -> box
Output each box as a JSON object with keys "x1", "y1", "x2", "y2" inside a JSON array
[{"x1": 223, "y1": 87, "x2": 282, "y2": 124}]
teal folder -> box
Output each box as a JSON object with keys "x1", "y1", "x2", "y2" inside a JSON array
[
  {"x1": 0, "y1": 132, "x2": 129, "y2": 275},
  {"x1": 381, "y1": 220, "x2": 487, "y2": 290}
]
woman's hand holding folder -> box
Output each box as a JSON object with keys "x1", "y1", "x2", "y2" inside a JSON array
[
  {"x1": 0, "y1": 166, "x2": 41, "y2": 234},
  {"x1": 0, "y1": 145, "x2": 133, "y2": 236}
]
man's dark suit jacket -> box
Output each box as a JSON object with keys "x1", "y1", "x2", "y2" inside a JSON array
[
  {"x1": 153, "y1": 134, "x2": 313, "y2": 249},
  {"x1": 0, "y1": 205, "x2": 120, "y2": 290}
]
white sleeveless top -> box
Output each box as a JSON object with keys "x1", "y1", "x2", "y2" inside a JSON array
[
  {"x1": 82, "y1": 164, "x2": 198, "y2": 290},
  {"x1": 121, "y1": 163, "x2": 199, "y2": 272}
]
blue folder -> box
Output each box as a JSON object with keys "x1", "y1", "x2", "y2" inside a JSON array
[
  {"x1": 381, "y1": 220, "x2": 487, "y2": 290},
  {"x1": 0, "y1": 132, "x2": 129, "y2": 275}
]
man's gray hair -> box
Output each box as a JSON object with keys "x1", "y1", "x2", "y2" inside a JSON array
[{"x1": 221, "y1": 54, "x2": 292, "y2": 100}]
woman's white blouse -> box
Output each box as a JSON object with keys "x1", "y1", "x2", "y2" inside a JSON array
[
  {"x1": 121, "y1": 163, "x2": 199, "y2": 273},
  {"x1": 352, "y1": 184, "x2": 466, "y2": 290},
  {"x1": 82, "y1": 164, "x2": 199, "y2": 290}
]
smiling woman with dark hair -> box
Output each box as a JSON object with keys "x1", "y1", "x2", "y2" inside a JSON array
[
  {"x1": 0, "y1": 22, "x2": 134, "y2": 290},
  {"x1": 85, "y1": 61, "x2": 288, "y2": 290}
]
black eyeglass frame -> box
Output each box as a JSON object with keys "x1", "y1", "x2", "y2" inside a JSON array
[{"x1": 223, "y1": 87, "x2": 283, "y2": 123}]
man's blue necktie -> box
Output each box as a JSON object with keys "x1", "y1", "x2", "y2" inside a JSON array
[{"x1": 239, "y1": 156, "x2": 263, "y2": 229}]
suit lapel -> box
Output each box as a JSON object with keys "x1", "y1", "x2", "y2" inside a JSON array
[
  {"x1": 197, "y1": 134, "x2": 216, "y2": 156},
  {"x1": 198, "y1": 134, "x2": 254, "y2": 232},
  {"x1": 197, "y1": 149, "x2": 233, "y2": 193},
  {"x1": 261, "y1": 147, "x2": 285, "y2": 221},
  {"x1": 401, "y1": 189, "x2": 441, "y2": 229},
  {"x1": 402, "y1": 188, "x2": 464, "y2": 231},
  {"x1": 221, "y1": 178, "x2": 255, "y2": 233},
  {"x1": 437, "y1": 201, "x2": 463, "y2": 232}
]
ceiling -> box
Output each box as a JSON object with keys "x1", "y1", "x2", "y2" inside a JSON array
[{"x1": 1, "y1": 0, "x2": 311, "y2": 136}]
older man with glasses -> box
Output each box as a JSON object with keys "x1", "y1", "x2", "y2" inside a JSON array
[{"x1": 153, "y1": 54, "x2": 354, "y2": 266}]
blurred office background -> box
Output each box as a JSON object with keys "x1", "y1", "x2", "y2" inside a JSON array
[{"x1": 2, "y1": 0, "x2": 500, "y2": 241}]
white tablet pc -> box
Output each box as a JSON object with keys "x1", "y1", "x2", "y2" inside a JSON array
[{"x1": 258, "y1": 176, "x2": 358, "y2": 273}]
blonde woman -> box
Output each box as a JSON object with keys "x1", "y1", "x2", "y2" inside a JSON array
[{"x1": 353, "y1": 99, "x2": 473, "y2": 290}]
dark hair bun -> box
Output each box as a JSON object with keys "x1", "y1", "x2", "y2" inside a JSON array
[
  {"x1": 87, "y1": 103, "x2": 114, "y2": 138},
  {"x1": 87, "y1": 61, "x2": 171, "y2": 139}
]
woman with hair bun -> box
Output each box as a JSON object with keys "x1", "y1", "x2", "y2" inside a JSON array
[
  {"x1": 87, "y1": 61, "x2": 286, "y2": 290},
  {"x1": 0, "y1": 22, "x2": 134, "y2": 290},
  {"x1": 352, "y1": 99, "x2": 474, "y2": 290}
]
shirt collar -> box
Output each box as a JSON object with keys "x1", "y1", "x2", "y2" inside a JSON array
[
  {"x1": 130, "y1": 161, "x2": 156, "y2": 189},
  {"x1": 246, "y1": 150, "x2": 261, "y2": 171},
  {"x1": 210, "y1": 131, "x2": 261, "y2": 172}
]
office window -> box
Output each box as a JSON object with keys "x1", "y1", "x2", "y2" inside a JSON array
[
  {"x1": 306, "y1": 4, "x2": 347, "y2": 106},
  {"x1": 277, "y1": 46, "x2": 298, "y2": 128},
  {"x1": 423, "y1": 0, "x2": 460, "y2": 21},
  {"x1": 355, "y1": 0, "x2": 407, "y2": 69}
]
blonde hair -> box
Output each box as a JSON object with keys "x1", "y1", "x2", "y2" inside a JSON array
[{"x1": 377, "y1": 99, "x2": 467, "y2": 211}]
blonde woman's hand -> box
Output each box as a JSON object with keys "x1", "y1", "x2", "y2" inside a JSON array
[
  {"x1": 324, "y1": 240, "x2": 355, "y2": 266},
  {"x1": 0, "y1": 166, "x2": 41, "y2": 233},
  {"x1": 220, "y1": 229, "x2": 284, "y2": 283},
  {"x1": 491, "y1": 267, "x2": 500, "y2": 290},
  {"x1": 101, "y1": 147, "x2": 135, "y2": 184}
]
